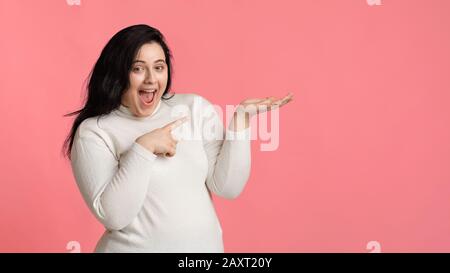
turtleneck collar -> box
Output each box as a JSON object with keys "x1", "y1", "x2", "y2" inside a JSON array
[{"x1": 116, "y1": 100, "x2": 162, "y2": 120}]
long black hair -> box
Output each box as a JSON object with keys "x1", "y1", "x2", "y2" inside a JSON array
[{"x1": 62, "y1": 24, "x2": 174, "y2": 160}]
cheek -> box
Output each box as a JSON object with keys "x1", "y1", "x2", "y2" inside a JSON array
[
  {"x1": 121, "y1": 89, "x2": 131, "y2": 104},
  {"x1": 157, "y1": 73, "x2": 168, "y2": 87},
  {"x1": 125, "y1": 89, "x2": 135, "y2": 100},
  {"x1": 129, "y1": 73, "x2": 144, "y2": 88}
]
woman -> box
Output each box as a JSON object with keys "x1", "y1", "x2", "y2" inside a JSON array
[{"x1": 63, "y1": 24, "x2": 292, "y2": 252}]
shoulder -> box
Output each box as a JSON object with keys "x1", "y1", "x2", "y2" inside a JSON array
[
  {"x1": 73, "y1": 116, "x2": 116, "y2": 157},
  {"x1": 164, "y1": 93, "x2": 221, "y2": 126},
  {"x1": 165, "y1": 92, "x2": 216, "y2": 109},
  {"x1": 76, "y1": 116, "x2": 112, "y2": 145},
  {"x1": 77, "y1": 117, "x2": 101, "y2": 137}
]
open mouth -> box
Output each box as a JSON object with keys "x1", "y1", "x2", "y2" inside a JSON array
[{"x1": 138, "y1": 89, "x2": 157, "y2": 105}]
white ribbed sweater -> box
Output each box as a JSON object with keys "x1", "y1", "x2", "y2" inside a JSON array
[{"x1": 70, "y1": 93, "x2": 251, "y2": 252}]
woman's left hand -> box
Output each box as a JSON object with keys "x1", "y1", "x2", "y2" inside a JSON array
[
  {"x1": 230, "y1": 92, "x2": 294, "y2": 131},
  {"x1": 236, "y1": 92, "x2": 294, "y2": 118}
]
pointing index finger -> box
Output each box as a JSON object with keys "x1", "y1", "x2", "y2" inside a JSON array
[{"x1": 165, "y1": 116, "x2": 189, "y2": 130}]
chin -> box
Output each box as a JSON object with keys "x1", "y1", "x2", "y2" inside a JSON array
[{"x1": 137, "y1": 101, "x2": 158, "y2": 117}]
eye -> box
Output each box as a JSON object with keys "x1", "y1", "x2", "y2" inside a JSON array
[
  {"x1": 155, "y1": 66, "x2": 165, "y2": 71},
  {"x1": 133, "y1": 66, "x2": 144, "y2": 72}
]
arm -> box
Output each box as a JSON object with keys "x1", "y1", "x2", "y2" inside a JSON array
[
  {"x1": 202, "y1": 92, "x2": 293, "y2": 199},
  {"x1": 202, "y1": 98, "x2": 252, "y2": 199},
  {"x1": 70, "y1": 127, "x2": 156, "y2": 230}
]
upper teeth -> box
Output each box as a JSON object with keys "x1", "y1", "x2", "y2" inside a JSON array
[{"x1": 141, "y1": 89, "x2": 156, "y2": 93}]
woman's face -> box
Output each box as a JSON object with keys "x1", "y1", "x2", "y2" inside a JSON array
[{"x1": 121, "y1": 42, "x2": 168, "y2": 117}]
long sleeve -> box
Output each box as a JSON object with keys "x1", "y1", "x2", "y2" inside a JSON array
[
  {"x1": 201, "y1": 97, "x2": 252, "y2": 199},
  {"x1": 70, "y1": 124, "x2": 157, "y2": 231}
]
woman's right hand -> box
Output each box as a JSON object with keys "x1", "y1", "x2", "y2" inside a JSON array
[{"x1": 135, "y1": 116, "x2": 189, "y2": 157}]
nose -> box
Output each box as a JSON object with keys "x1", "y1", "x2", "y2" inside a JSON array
[{"x1": 144, "y1": 70, "x2": 155, "y2": 84}]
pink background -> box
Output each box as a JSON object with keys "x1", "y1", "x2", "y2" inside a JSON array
[{"x1": 1, "y1": 0, "x2": 450, "y2": 252}]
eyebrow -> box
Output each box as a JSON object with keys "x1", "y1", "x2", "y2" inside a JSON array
[{"x1": 132, "y1": 59, "x2": 166, "y2": 64}]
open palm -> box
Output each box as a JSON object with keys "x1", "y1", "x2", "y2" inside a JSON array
[{"x1": 236, "y1": 92, "x2": 293, "y2": 117}]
